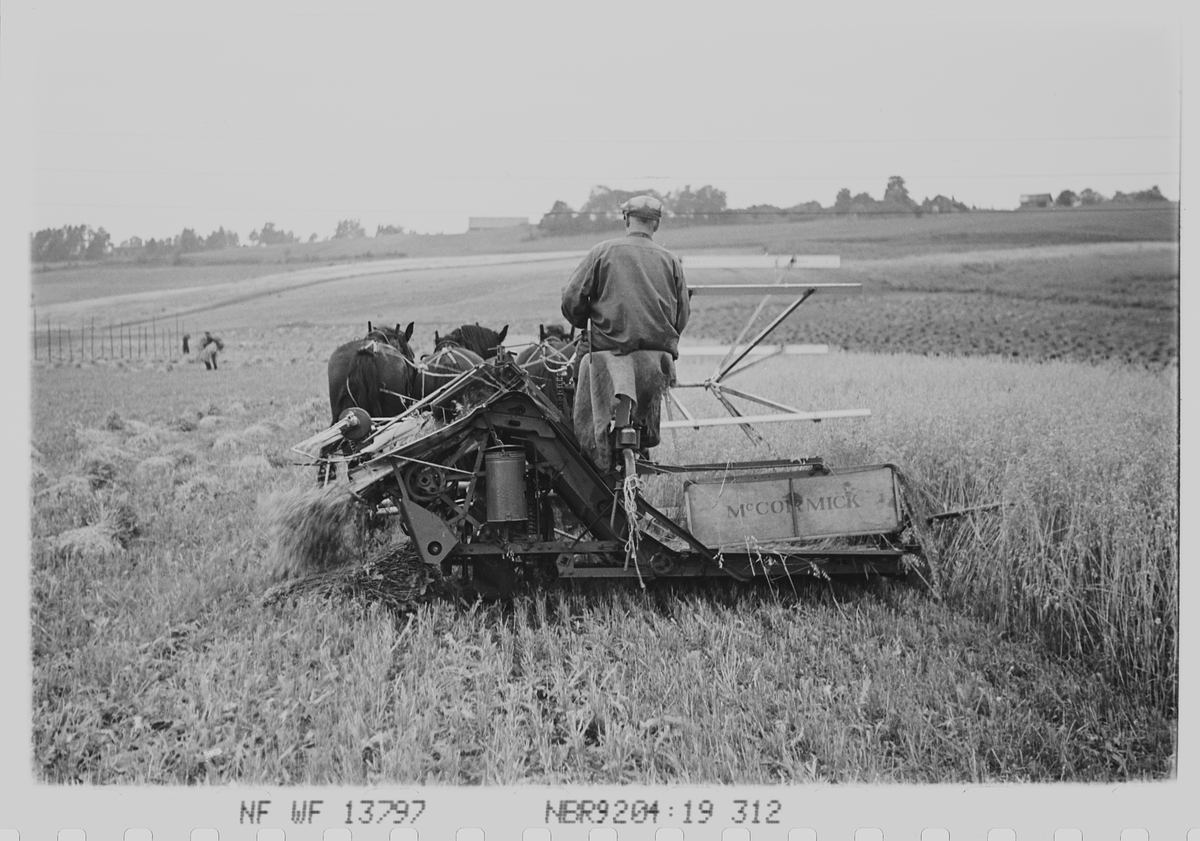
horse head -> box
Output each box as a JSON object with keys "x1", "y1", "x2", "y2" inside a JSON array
[
  {"x1": 519, "y1": 324, "x2": 576, "y2": 419},
  {"x1": 540, "y1": 323, "x2": 575, "y2": 349},
  {"x1": 432, "y1": 324, "x2": 503, "y2": 358},
  {"x1": 366, "y1": 321, "x2": 415, "y2": 359},
  {"x1": 432, "y1": 329, "x2": 459, "y2": 354}
]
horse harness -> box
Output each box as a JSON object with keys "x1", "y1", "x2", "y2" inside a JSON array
[{"x1": 343, "y1": 335, "x2": 417, "y2": 413}]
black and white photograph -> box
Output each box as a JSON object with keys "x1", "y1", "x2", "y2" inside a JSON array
[{"x1": 2, "y1": 0, "x2": 1189, "y2": 836}]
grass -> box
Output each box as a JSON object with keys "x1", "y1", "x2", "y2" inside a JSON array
[{"x1": 29, "y1": 344, "x2": 1177, "y2": 784}]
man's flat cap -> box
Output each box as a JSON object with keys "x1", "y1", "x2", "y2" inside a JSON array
[{"x1": 620, "y1": 195, "x2": 664, "y2": 220}]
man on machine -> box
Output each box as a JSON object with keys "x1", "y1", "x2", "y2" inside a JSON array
[{"x1": 560, "y1": 195, "x2": 690, "y2": 471}]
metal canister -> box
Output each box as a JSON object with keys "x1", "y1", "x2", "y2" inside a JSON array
[{"x1": 485, "y1": 444, "x2": 527, "y2": 522}]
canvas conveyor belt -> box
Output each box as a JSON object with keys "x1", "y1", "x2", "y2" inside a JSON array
[{"x1": 296, "y1": 356, "x2": 920, "y2": 595}]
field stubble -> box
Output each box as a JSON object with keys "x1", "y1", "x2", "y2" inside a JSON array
[{"x1": 29, "y1": 340, "x2": 1177, "y2": 783}]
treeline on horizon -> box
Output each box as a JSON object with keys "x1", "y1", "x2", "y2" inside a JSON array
[
  {"x1": 536, "y1": 179, "x2": 1172, "y2": 236},
  {"x1": 29, "y1": 177, "x2": 1172, "y2": 265},
  {"x1": 538, "y1": 177, "x2": 964, "y2": 236},
  {"x1": 28, "y1": 218, "x2": 408, "y2": 266}
]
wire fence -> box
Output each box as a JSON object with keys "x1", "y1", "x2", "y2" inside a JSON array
[{"x1": 31, "y1": 312, "x2": 193, "y2": 364}]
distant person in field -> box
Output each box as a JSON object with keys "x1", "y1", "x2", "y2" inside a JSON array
[
  {"x1": 198, "y1": 331, "x2": 224, "y2": 370},
  {"x1": 182, "y1": 333, "x2": 191, "y2": 355},
  {"x1": 561, "y1": 195, "x2": 690, "y2": 468}
]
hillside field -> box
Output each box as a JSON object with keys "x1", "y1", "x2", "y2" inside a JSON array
[{"x1": 27, "y1": 208, "x2": 1179, "y2": 784}]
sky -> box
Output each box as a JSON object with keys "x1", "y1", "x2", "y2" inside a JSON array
[{"x1": 3, "y1": 1, "x2": 1185, "y2": 243}]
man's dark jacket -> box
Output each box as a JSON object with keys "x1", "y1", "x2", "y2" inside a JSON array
[{"x1": 561, "y1": 232, "x2": 690, "y2": 358}]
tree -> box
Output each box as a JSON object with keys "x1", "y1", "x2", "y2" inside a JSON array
[
  {"x1": 204, "y1": 227, "x2": 238, "y2": 249},
  {"x1": 575, "y1": 186, "x2": 670, "y2": 231},
  {"x1": 833, "y1": 188, "x2": 852, "y2": 213},
  {"x1": 85, "y1": 227, "x2": 111, "y2": 259},
  {"x1": 375, "y1": 224, "x2": 404, "y2": 236},
  {"x1": 581, "y1": 186, "x2": 660, "y2": 221},
  {"x1": 179, "y1": 228, "x2": 203, "y2": 253},
  {"x1": 30, "y1": 224, "x2": 104, "y2": 262},
  {"x1": 308, "y1": 232, "x2": 319, "y2": 243},
  {"x1": 334, "y1": 219, "x2": 366, "y2": 239},
  {"x1": 1113, "y1": 186, "x2": 1168, "y2": 202},
  {"x1": 1079, "y1": 188, "x2": 1106, "y2": 205},
  {"x1": 665, "y1": 184, "x2": 727, "y2": 225},
  {"x1": 883, "y1": 175, "x2": 916, "y2": 207},
  {"x1": 30, "y1": 228, "x2": 65, "y2": 262},
  {"x1": 537, "y1": 200, "x2": 580, "y2": 235},
  {"x1": 254, "y1": 222, "x2": 297, "y2": 245},
  {"x1": 1055, "y1": 190, "x2": 1078, "y2": 207}
]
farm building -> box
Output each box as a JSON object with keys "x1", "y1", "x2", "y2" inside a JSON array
[
  {"x1": 922, "y1": 195, "x2": 968, "y2": 213},
  {"x1": 1019, "y1": 193, "x2": 1054, "y2": 209},
  {"x1": 468, "y1": 217, "x2": 530, "y2": 231}
]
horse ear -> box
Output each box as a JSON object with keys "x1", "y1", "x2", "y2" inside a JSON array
[
  {"x1": 539, "y1": 324, "x2": 545, "y2": 342},
  {"x1": 434, "y1": 330, "x2": 440, "y2": 343},
  {"x1": 498, "y1": 325, "x2": 508, "y2": 343},
  {"x1": 367, "y1": 321, "x2": 373, "y2": 333},
  {"x1": 404, "y1": 322, "x2": 414, "y2": 341}
]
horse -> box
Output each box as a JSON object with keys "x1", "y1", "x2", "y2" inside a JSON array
[
  {"x1": 435, "y1": 323, "x2": 508, "y2": 360},
  {"x1": 413, "y1": 329, "x2": 503, "y2": 420},
  {"x1": 515, "y1": 324, "x2": 578, "y2": 417},
  {"x1": 326, "y1": 321, "x2": 416, "y2": 424}
]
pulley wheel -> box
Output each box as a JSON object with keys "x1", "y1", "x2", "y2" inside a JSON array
[
  {"x1": 337, "y1": 407, "x2": 373, "y2": 441},
  {"x1": 404, "y1": 463, "x2": 453, "y2": 502}
]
